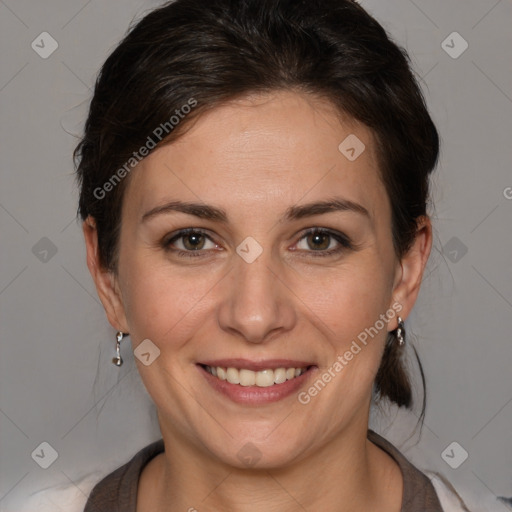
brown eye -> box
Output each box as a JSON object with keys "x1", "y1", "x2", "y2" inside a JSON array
[
  {"x1": 294, "y1": 228, "x2": 353, "y2": 258},
  {"x1": 305, "y1": 231, "x2": 331, "y2": 251},
  {"x1": 163, "y1": 229, "x2": 218, "y2": 257},
  {"x1": 181, "y1": 232, "x2": 206, "y2": 250}
]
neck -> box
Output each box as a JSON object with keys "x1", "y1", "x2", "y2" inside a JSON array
[{"x1": 140, "y1": 418, "x2": 402, "y2": 512}]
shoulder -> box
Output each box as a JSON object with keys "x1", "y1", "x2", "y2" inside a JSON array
[
  {"x1": 368, "y1": 430, "x2": 474, "y2": 512},
  {"x1": 424, "y1": 471, "x2": 472, "y2": 512},
  {"x1": 368, "y1": 429, "x2": 509, "y2": 512},
  {"x1": 20, "y1": 439, "x2": 165, "y2": 512},
  {"x1": 17, "y1": 472, "x2": 102, "y2": 512},
  {"x1": 84, "y1": 438, "x2": 165, "y2": 512},
  {"x1": 425, "y1": 470, "x2": 512, "y2": 512}
]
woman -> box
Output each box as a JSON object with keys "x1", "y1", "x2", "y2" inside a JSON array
[{"x1": 73, "y1": 0, "x2": 467, "y2": 510}]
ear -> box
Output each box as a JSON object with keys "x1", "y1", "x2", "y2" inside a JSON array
[
  {"x1": 82, "y1": 216, "x2": 129, "y2": 333},
  {"x1": 389, "y1": 216, "x2": 432, "y2": 329}
]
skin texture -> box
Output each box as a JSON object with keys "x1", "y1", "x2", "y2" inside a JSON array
[{"x1": 83, "y1": 90, "x2": 432, "y2": 511}]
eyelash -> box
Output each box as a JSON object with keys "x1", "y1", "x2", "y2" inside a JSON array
[{"x1": 162, "y1": 227, "x2": 353, "y2": 259}]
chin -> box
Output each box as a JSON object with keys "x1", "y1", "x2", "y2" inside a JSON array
[{"x1": 205, "y1": 432, "x2": 308, "y2": 471}]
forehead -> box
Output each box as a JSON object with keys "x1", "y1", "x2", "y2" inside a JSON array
[{"x1": 124, "y1": 90, "x2": 388, "y2": 223}]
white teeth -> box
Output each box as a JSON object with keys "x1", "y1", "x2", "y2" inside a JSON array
[
  {"x1": 255, "y1": 369, "x2": 274, "y2": 387},
  {"x1": 239, "y1": 369, "x2": 255, "y2": 386},
  {"x1": 274, "y1": 368, "x2": 287, "y2": 384},
  {"x1": 226, "y1": 367, "x2": 240, "y2": 384},
  {"x1": 205, "y1": 365, "x2": 308, "y2": 387}
]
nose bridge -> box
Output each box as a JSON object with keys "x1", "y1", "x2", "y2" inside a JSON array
[{"x1": 217, "y1": 245, "x2": 296, "y2": 343}]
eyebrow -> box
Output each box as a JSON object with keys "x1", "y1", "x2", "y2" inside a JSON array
[{"x1": 141, "y1": 197, "x2": 370, "y2": 224}]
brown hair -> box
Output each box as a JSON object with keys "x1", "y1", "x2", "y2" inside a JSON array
[{"x1": 74, "y1": 0, "x2": 439, "y2": 412}]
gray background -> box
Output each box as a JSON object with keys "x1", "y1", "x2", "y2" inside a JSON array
[{"x1": 1, "y1": 0, "x2": 511, "y2": 510}]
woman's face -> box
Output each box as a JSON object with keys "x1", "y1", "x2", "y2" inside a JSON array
[{"x1": 92, "y1": 90, "x2": 428, "y2": 468}]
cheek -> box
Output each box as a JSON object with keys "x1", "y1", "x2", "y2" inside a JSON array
[
  {"x1": 296, "y1": 259, "x2": 394, "y2": 393},
  {"x1": 301, "y1": 261, "x2": 393, "y2": 341},
  {"x1": 118, "y1": 255, "x2": 219, "y2": 348}
]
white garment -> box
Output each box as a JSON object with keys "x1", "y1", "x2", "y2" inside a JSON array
[
  {"x1": 11, "y1": 473, "x2": 98, "y2": 512},
  {"x1": 425, "y1": 471, "x2": 504, "y2": 512}
]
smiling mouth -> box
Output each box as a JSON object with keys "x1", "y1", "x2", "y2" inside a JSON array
[{"x1": 200, "y1": 364, "x2": 314, "y2": 387}]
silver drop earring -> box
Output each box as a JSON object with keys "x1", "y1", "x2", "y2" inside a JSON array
[
  {"x1": 112, "y1": 331, "x2": 127, "y2": 366},
  {"x1": 396, "y1": 317, "x2": 406, "y2": 347}
]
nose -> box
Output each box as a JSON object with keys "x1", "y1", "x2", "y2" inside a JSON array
[{"x1": 217, "y1": 250, "x2": 297, "y2": 344}]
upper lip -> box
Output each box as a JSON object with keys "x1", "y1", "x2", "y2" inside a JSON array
[{"x1": 199, "y1": 359, "x2": 316, "y2": 371}]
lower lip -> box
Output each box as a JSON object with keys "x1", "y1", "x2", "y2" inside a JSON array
[{"x1": 197, "y1": 365, "x2": 317, "y2": 405}]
